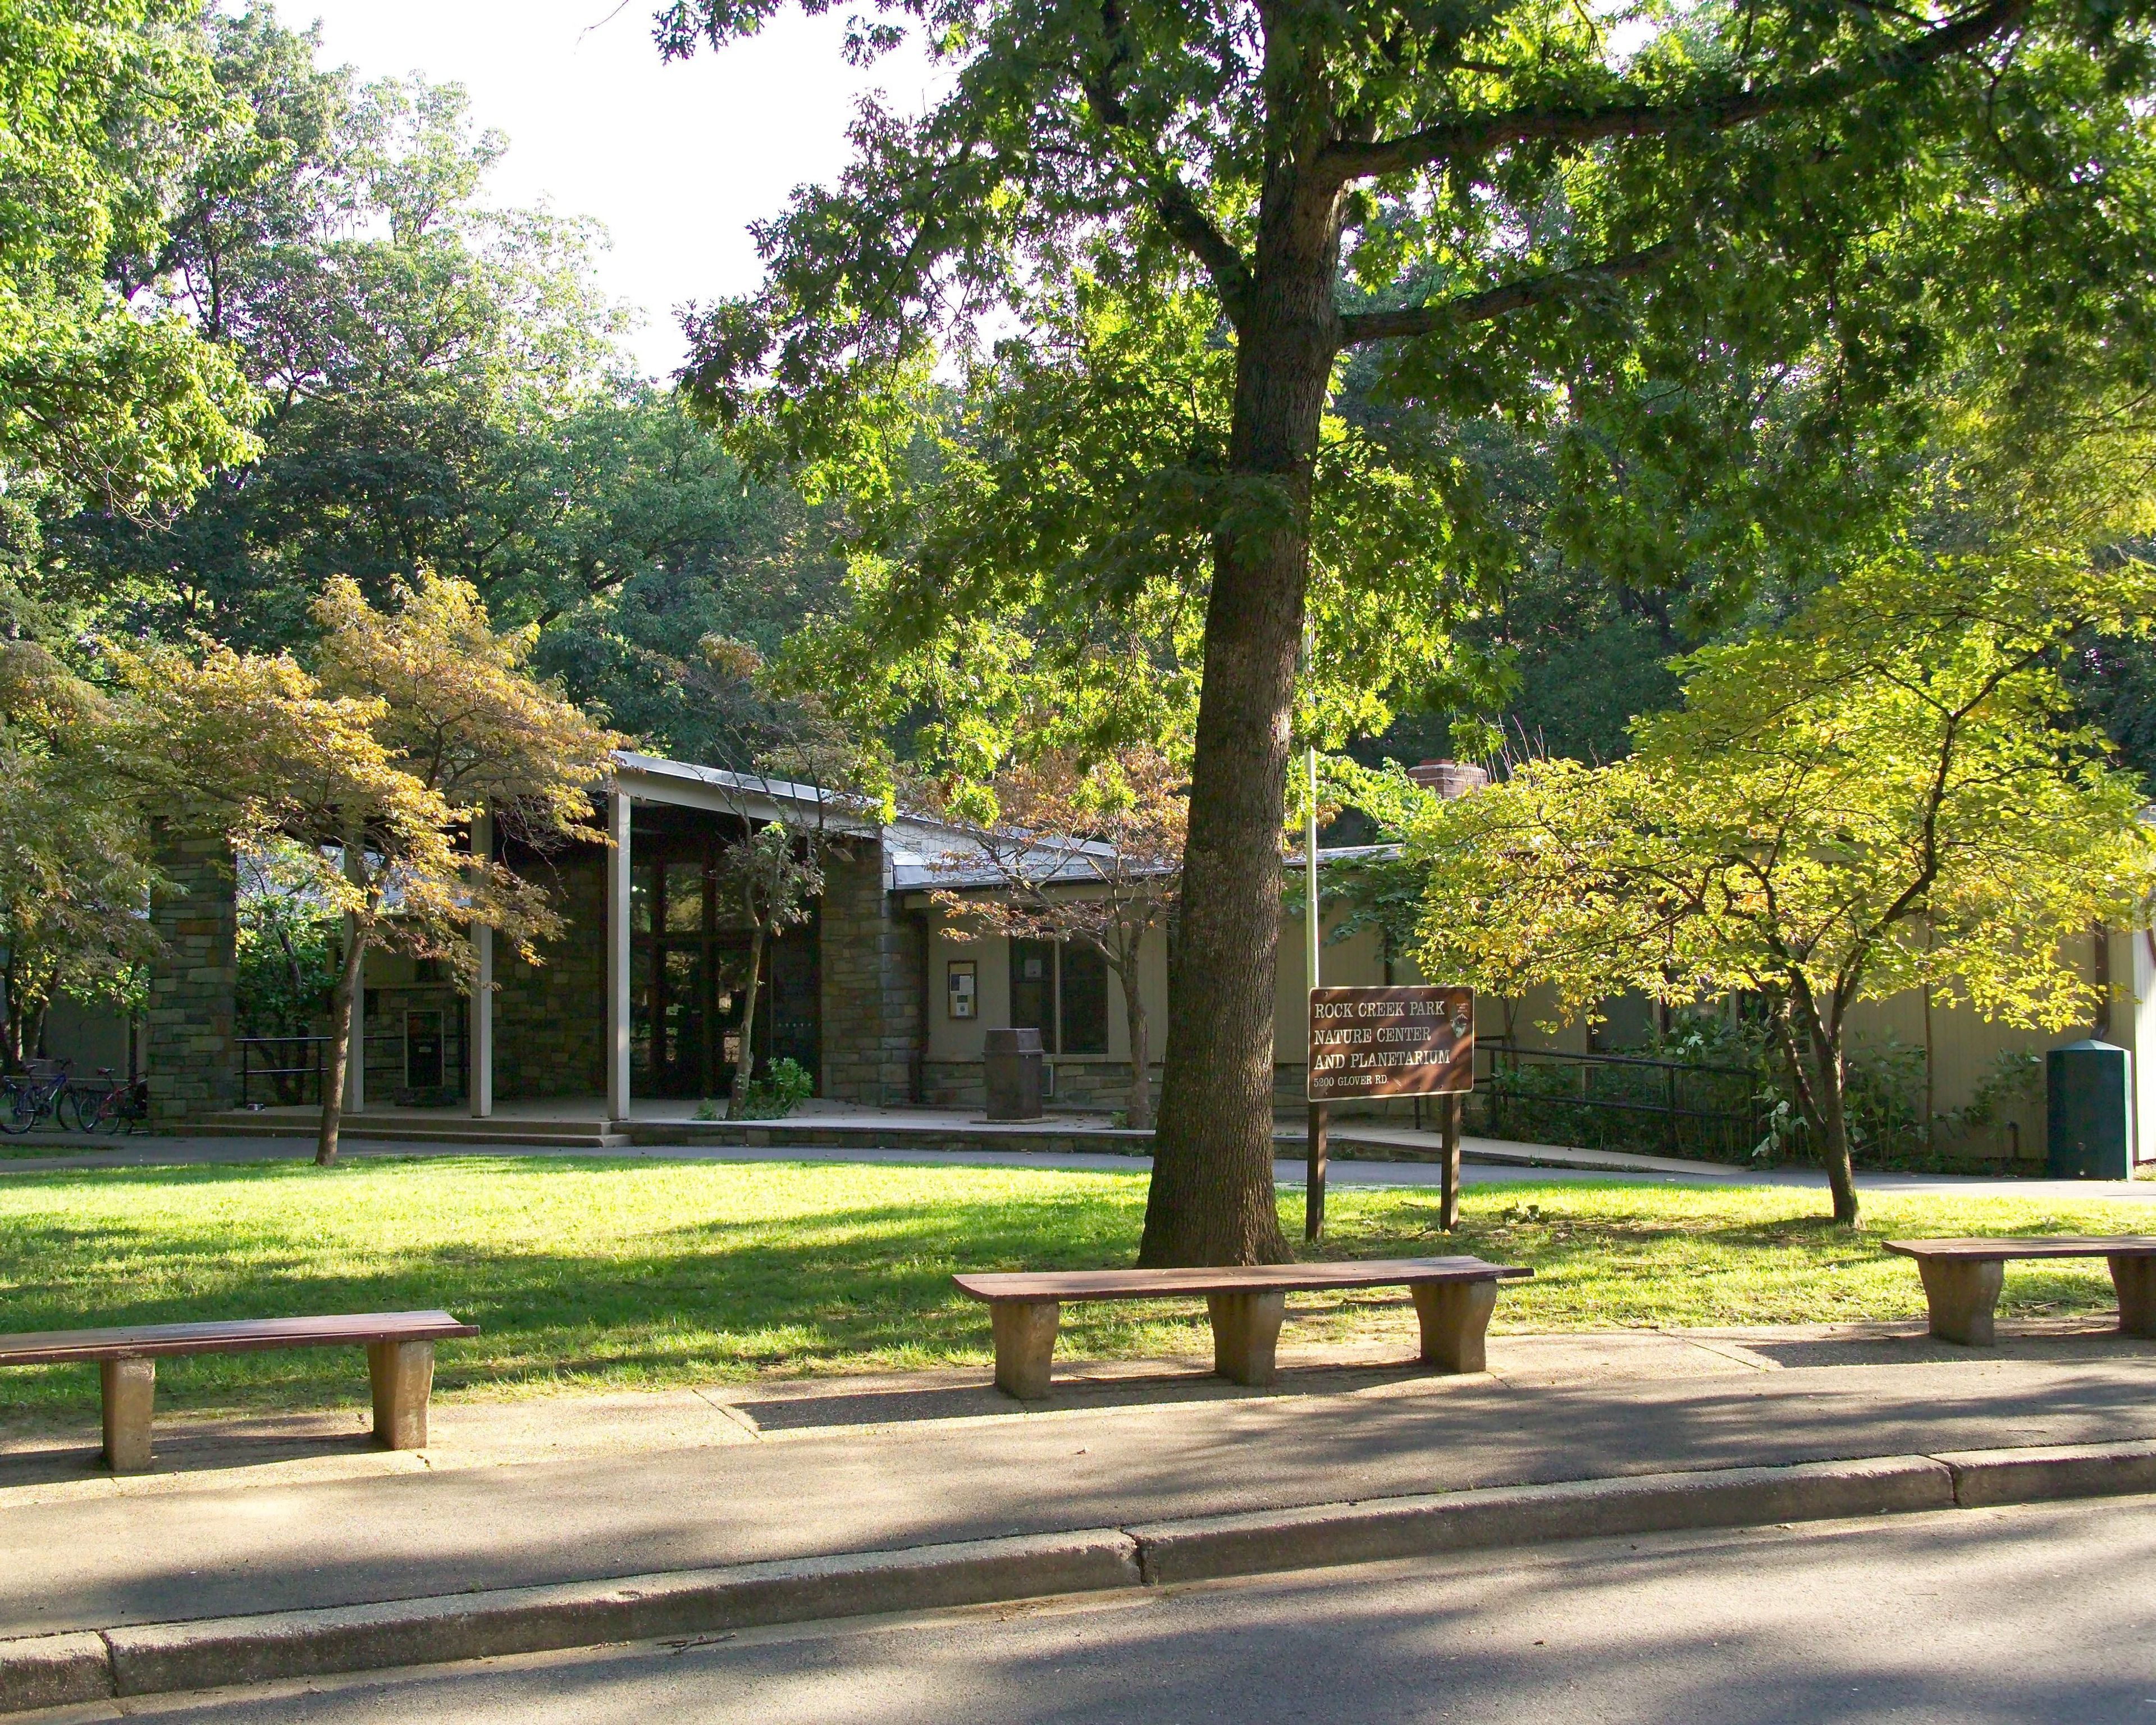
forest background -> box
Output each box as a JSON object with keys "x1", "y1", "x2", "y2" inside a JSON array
[{"x1": 10, "y1": 0, "x2": 2156, "y2": 1108}]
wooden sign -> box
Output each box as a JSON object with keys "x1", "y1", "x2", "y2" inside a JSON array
[{"x1": 1307, "y1": 985, "x2": 1474, "y2": 1102}]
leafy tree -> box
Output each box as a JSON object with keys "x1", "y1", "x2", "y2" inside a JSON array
[
  {"x1": 932, "y1": 743, "x2": 1186, "y2": 1129},
  {"x1": 0, "y1": 0, "x2": 258, "y2": 618},
  {"x1": 1409, "y1": 553, "x2": 2156, "y2": 1226},
  {"x1": 0, "y1": 643, "x2": 159, "y2": 1065},
  {"x1": 108, "y1": 573, "x2": 619, "y2": 1164},
  {"x1": 714, "y1": 820, "x2": 824, "y2": 1117},
  {"x1": 657, "y1": 0, "x2": 2156, "y2": 1263}
]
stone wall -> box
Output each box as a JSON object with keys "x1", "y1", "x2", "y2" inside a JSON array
[
  {"x1": 818, "y1": 839, "x2": 920, "y2": 1103},
  {"x1": 494, "y1": 848, "x2": 606, "y2": 1099},
  {"x1": 145, "y1": 827, "x2": 236, "y2": 1128}
]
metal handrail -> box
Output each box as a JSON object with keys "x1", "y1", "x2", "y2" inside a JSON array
[
  {"x1": 237, "y1": 1035, "x2": 332, "y2": 1108},
  {"x1": 1474, "y1": 1038, "x2": 1764, "y2": 1161}
]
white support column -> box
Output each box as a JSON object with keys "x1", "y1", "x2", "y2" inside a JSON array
[
  {"x1": 470, "y1": 809, "x2": 494, "y2": 1119},
  {"x1": 605, "y1": 786, "x2": 632, "y2": 1126}
]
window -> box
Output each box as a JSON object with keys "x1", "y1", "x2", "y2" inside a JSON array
[
  {"x1": 1010, "y1": 940, "x2": 1055, "y2": 1043},
  {"x1": 1006, "y1": 939, "x2": 1108, "y2": 1055},
  {"x1": 1059, "y1": 943, "x2": 1108, "y2": 1054}
]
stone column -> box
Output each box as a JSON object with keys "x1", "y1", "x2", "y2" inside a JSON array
[
  {"x1": 604, "y1": 786, "x2": 632, "y2": 1125},
  {"x1": 817, "y1": 836, "x2": 921, "y2": 1104},
  {"x1": 145, "y1": 825, "x2": 236, "y2": 1129}
]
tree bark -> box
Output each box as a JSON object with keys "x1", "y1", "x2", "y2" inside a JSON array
[
  {"x1": 1141, "y1": 163, "x2": 1345, "y2": 1266},
  {"x1": 317, "y1": 924, "x2": 367, "y2": 1168},
  {"x1": 1798, "y1": 1006, "x2": 1859, "y2": 1227},
  {"x1": 726, "y1": 928, "x2": 765, "y2": 1120},
  {"x1": 1119, "y1": 935, "x2": 1152, "y2": 1131}
]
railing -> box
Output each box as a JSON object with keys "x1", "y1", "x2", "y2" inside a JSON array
[
  {"x1": 237, "y1": 1036, "x2": 331, "y2": 1108},
  {"x1": 1472, "y1": 1040, "x2": 1765, "y2": 1164}
]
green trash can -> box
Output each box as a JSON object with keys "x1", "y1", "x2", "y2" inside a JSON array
[{"x1": 2046, "y1": 1039, "x2": 2132, "y2": 1179}]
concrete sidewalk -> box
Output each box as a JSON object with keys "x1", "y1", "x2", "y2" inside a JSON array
[{"x1": 3, "y1": 1321, "x2": 2153, "y2": 1645}]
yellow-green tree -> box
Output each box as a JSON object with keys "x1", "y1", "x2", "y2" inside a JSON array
[
  {"x1": 1410, "y1": 553, "x2": 2156, "y2": 1226},
  {"x1": 112, "y1": 573, "x2": 619, "y2": 1163}
]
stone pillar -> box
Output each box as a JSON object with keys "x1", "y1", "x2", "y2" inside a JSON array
[
  {"x1": 145, "y1": 826, "x2": 237, "y2": 1129},
  {"x1": 817, "y1": 836, "x2": 921, "y2": 1103}
]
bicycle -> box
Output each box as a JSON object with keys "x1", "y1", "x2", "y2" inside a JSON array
[
  {"x1": 0, "y1": 1059, "x2": 72, "y2": 1135},
  {"x1": 71, "y1": 1069, "x2": 149, "y2": 1134}
]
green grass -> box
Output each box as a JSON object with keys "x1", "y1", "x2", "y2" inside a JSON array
[{"x1": 0, "y1": 1156, "x2": 2149, "y2": 1418}]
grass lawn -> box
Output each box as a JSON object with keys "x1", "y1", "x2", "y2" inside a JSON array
[{"x1": 0, "y1": 1155, "x2": 2150, "y2": 1418}]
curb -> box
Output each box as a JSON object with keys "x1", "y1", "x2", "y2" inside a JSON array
[{"x1": 5, "y1": 1443, "x2": 2152, "y2": 1713}]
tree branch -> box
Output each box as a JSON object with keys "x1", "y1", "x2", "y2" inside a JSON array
[
  {"x1": 1338, "y1": 243, "x2": 1676, "y2": 344},
  {"x1": 1317, "y1": 0, "x2": 2029, "y2": 186},
  {"x1": 1080, "y1": 10, "x2": 1254, "y2": 318}
]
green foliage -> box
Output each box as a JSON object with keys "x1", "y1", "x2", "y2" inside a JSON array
[
  {"x1": 1410, "y1": 549, "x2": 2156, "y2": 1220},
  {"x1": 234, "y1": 847, "x2": 337, "y2": 1037},
  {"x1": 25, "y1": 8, "x2": 839, "y2": 767},
  {"x1": 0, "y1": 0, "x2": 260, "y2": 608},
  {"x1": 733, "y1": 1056, "x2": 815, "y2": 1119}
]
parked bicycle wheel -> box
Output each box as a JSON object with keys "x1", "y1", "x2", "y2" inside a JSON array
[
  {"x1": 0, "y1": 1081, "x2": 34, "y2": 1135},
  {"x1": 56, "y1": 1087, "x2": 100, "y2": 1132},
  {"x1": 97, "y1": 1080, "x2": 148, "y2": 1133}
]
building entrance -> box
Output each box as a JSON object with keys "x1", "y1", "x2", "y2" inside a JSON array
[{"x1": 629, "y1": 812, "x2": 820, "y2": 1099}]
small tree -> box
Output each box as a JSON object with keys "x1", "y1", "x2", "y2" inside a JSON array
[
  {"x1": 1410, "y1": 552, "x2": 2156, "y2": 1226},
  {"x1": 112, "y1": 573, "x2": 619, "y2": 1164},
  {"x1": 716, "y1": 820, "x2": 824, "y2": 1117},
  {"x1": 934, "y1": 746, "x2": 1185, "y2": 1130}
]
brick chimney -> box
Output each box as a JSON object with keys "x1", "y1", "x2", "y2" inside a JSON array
[{"x1": 1405, "y1": 759, "x2": 1490, "y2": 799}]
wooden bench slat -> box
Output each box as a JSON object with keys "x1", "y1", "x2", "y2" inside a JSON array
[
  {"x1": 0, "y1": 1310, "x2": 477, "y2": 1366},
  {"x1": 953, "y1": 1256, "x2": 1529, "y2": 1303},
  {"x1": 1885, "y1": 1237, "x2": 2156, "y2": 1263}
]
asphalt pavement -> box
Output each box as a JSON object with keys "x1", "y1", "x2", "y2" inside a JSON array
[{"x1": 40, "y1": 1495, "x2": 2156, "y2": 1724}]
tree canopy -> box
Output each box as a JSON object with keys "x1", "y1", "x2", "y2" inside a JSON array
[
  {"x1": 658, "y1": 0, "x2": 2156, "y2": 1261},
  {"x1": 1410, "y1": 551, "x2": 2156, "y2": 1225}
]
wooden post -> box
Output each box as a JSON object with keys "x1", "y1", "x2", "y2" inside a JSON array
[
  {"x1": 1440, "y1": 1093, "x2": 1462, "y2": 1231},
  {"x1": 1306, "y1": 1101, "x2": 1328, "y2": 1240},
  {"x1": 367, "y1": 1339, "x2": 436, "y2": 1449}
]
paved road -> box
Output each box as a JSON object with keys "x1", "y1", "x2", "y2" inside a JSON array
[
  {"x1": 80, "y1": 1496, "x2": 2156, "y2": 1723},
  {"x1": 5, "y1": 1131, "x2": 2152, "y2": 1199}
]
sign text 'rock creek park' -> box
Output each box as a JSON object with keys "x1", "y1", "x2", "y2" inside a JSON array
[{"x1": 1306, "y1": 985, "x2": 1475, "y2": 1102}]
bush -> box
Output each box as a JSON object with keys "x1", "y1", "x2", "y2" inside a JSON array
[{"x1": 734, "y1": 1056, "x2": 815, "y2": 1119}]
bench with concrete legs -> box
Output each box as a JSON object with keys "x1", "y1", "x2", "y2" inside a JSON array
[
  {"x1": 0, "y1": 1310, "x2": 478, "y2": 1473},
  {"x1": 953, "y1": 1257, "x2": 1531, "y2": 1399},
  {"x1": 1885, "y1": 1238, "x2": 2156, "y2": 1346}
]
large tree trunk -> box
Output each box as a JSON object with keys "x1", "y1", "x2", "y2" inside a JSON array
[
  {"x1": 1141, "y1": 169, "x2": 1345, "y2": 1266},
  {"x1": 726, "y1": 929, "x2": 765, "y2": 1120},
  {"x1": 317, "y1": 924, "x2": 367, "y2": 1167}
]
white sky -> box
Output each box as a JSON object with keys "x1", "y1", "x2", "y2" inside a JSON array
[{"x1": 293, "y1": 0, "x2": 931, "y2": 378}]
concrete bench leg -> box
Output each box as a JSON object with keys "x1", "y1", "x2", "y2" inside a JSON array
[
  {"x1": 1413, "y1": 1280, "x2": 1499, "y2": 1373},
  {"x1": 1917, "y1": 1258, "x2": 2004, "y2": 1345},
  {"x1": 989, "y1": 1301, "x2": 1060, "y2": 1400},
  {"x1": 368, "y1": 1340, "x2": 436, "y2": 1449},
  {"x1": 101, "y1": 1357, "x2": 156, "y2": 1473},
  {"x1": 1208, "y1": 1291, "x2": 1286, "y2": 1386},
  {"x1": 2111, "y1": 1256, "x2": 2156, "y2": 1339}
]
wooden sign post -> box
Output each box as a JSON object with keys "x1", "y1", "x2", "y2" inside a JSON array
[{"x1": 1308, "y1": 985, "x2": 1475, "y2": 1235}]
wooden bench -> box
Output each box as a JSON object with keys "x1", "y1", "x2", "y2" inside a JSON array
[
  {"x1": 1885, "y1": 1238, "x2": 2156, "y2": 1346},
  {"x1": 953, "y1": 1256, "x2": 1531, "y2": 1399},
  {"x1": 0, "y1": 1310, "x2": 477, "y2": 1473}
]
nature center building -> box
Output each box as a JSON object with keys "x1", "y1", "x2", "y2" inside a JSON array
[{"x1": 126, "y1": 747, "x2": 2156, "y2": 1170}]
